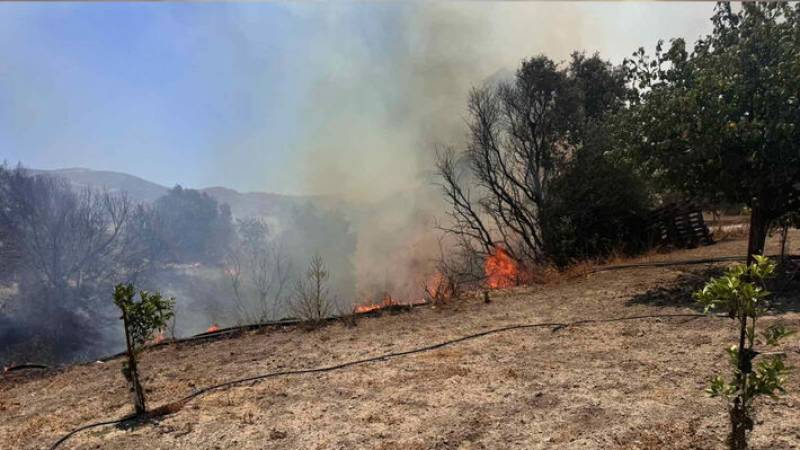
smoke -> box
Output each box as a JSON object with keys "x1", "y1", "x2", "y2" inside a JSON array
[
  {"x1": 289, "y1": 2, "x2": 713, "y2": 304},
  {"x1": 0, "y1": 3, "x2": 718, "y2": 363}
]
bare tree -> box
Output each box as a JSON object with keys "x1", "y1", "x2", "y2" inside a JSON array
[
  {"x1": 291, "y1": 254, "x2": 333, "y2": 326},
  {"x1": 435, "y1": 55, "x2": 597, "y2": 268},
  {"x1": 424, "y1": 234, "x2": 484, "y2": 303},
  {"x1": 0, "y1": 165, "x2": 161, "y2": 361},
  {"x1": 0, "y1": 169, "x2": 139, "y2": 295},
  {"x1": 223, "y1": 217, "x2": 290, "y2": 324}
]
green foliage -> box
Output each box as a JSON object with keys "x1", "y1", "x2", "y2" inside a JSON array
[
  {"x1": 113, "y1": 283, "x2": 175, "y2": 351},
  {"x1": 760, "y1": 323, "x2": 794, "y2": 347},
  {"x1": 541, "y1": 149, "x2": 650, "y2": 266},
  {"x1": 694, "y1": 256, "x2": 792, "y2": 448},
  {"x1": 113, "y1": 282, "x2": 174, "y2": 415},
  {"x1": 437, "y1": 51, "x2": 649, "y2": 268},
  {"x1": 694, "y1": 255, "x2": 775, "y2": 315},
  {"x1": 626, "y1": 3, "x2": 800, "y2": 261}
]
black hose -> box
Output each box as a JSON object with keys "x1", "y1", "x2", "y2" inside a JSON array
[
  {"x1": 47, "y1": 311, "x2": 715, "y2": 450},
  {"x1": 3, "y1": 363, "x2": 49, "y2": 372}
]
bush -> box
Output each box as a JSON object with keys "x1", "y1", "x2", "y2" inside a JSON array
[{"x1": 541, "y1": 151, "x2": 650, "y2": 267}]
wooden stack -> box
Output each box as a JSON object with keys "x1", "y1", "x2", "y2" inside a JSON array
[{"x1": 648, "y1": 203, "x2": 714, "y2": 248}]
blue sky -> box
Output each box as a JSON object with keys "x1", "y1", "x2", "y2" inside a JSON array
[{"x1": 0, "y1": 2, "x2": 713, "y2": 196}]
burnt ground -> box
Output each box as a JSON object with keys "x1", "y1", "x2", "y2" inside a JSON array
[{"x1": 2, "y1": 232, "x2": 800, "y2": 450}]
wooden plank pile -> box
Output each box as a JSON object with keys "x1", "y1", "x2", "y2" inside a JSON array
[{"x1": 648, "y1": 203, "x2": 714, "y2": 248}]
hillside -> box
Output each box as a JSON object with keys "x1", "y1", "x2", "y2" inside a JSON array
[
  {"x1": 2, "y1": 234, "x2": 799, "y2": 450},
  {"x1": 32, "y1": 168, "x2": 170, "y2": 204},
  {"x1": 32, "y1": 167, "x2": 315, "y2": 218}
]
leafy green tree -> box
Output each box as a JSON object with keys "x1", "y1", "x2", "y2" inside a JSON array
[
  {"x1": 626, "y1": 3, "x2": 800, "y2": 263},
  {"x1": 113, "y1": 283, "x2": 174, "y2": 415},
  {"x1": 154, "y1": 186, "x2": 234, "y2": 264},
  {"x1": 695, "y1": 256, "x2": 792, "y2": 449},
  {"x1": 541, "y1": 150, "x2": 650, "y2": 267}
]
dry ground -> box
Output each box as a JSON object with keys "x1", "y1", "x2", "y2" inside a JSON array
[{"x1": 2, "y1": 233, "x2": 800, "y2": 450}]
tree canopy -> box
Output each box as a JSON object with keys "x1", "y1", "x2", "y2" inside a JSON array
[
  {"x1": 154, "y1": 185, "x2": 234, "y2": 264},
  {"x1": 437, "y1": 52, "x2": 647, "y2": 267},
  {"x1": 625, "y1": 2, "x2": 800, "y2": 260}
]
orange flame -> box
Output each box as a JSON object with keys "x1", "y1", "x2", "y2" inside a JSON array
[
  {"x1": 425, "y1": 271, "x2": 453, "y2": 302},
  {"x1": 207, "y1": 323, "x2": 220, "y2": 333},
  {"x1": 354, "y1": 294, "x2": 399, "y2": 313},
  {"x1": 353, "y1": 292, "x2": 428, "y2": 313},
  {"x1": 150, "y1": 331, "x2": 166, "y2": 345},
  {"x1": 484, "y1": 246, "x2": 518, "y2": 289}
]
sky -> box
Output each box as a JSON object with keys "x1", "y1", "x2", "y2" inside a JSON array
[{"x1": 0, "y1": 2, "x2": 716, "y2": 198}]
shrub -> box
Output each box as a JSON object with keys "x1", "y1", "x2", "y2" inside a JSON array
[
  {"x1": 694, "y1": 256, "x2": 793, "y2": 449},
  {"x1": 541, "y1": 151, "x2": 650, "y2": 267},
  {"x1": 113, "y1": 283, "x2": 175, "y2": 415}
]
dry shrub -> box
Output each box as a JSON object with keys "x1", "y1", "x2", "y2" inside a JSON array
[
  {"x1": 521, "y1": 262, "x2": 564, "y2": 285},
  {"x1": 337, "y1": 304, "x2": 359, "y2": 328},
  {"x1": 424, "y1": 236, "x2": 485, "y2": 304}
]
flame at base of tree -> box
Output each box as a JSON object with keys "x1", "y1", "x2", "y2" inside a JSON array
[
  {"x1": 354, "y1": 292, "x2": 428, "y2": 314},
  {"x1": 206, "y1": 323, "x2": 220, "y2": 333},
  {"x1": 484, "y1": 246, "x2": 518, "y2": 289},
  {"x1": 354, "y1": 294, "x2": 399, "y2": 313}
]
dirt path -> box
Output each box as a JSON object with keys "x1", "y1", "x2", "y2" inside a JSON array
[{"x1": 2, "y1": 235, "x2": 799, "y2": 449}]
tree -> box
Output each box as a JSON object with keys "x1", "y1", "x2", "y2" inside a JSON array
[
  {"x1": 153, "y1": 186, "x2": 234, "y2": 264},
  {"x1": 0, "y1": 165, "x2": 152, "y2": 361},
  {"x1": 223, "y1": 217, "x2": 290, "y2": 323},
  {"x1": 541, "y1": 149, "x2": 650, "y2": 267},
  {"x1": 626, "y1": 3, "x2": 800, "y2": 263},
  {"x1": 695, "y1": 256, "x2": 792, "y2": 449},
  {"x1": 291, "y1": 254, "x2": 334, "y2": 326},
  {"x1": 113, "y1": 283, "x2": 174, "y2": 415},
  {"x1": 436, "y1": 52, "x2": 638, "y2": 268},
  {"x1": 0, "y1": 165, "x2": 172, "y2": 364}
]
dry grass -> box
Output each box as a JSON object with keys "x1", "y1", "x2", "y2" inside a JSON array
[{"x1": 1, "y1": 232, "x2": 800, "y2": 449}]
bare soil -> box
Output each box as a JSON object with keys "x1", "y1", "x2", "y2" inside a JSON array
[{"x1": 2, "y1": 233, "x2": 800, "y2": 450}]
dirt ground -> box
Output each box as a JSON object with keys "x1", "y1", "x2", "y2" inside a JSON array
[{"x1": 2, "y1": 232, "x2": 800, "y2": 450}]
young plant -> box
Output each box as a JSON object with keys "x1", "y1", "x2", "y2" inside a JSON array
[
  {"x1": 694, "y1": 256, "x2": 793, "y2": 450},
  {"x1": 113, "y1": 283, "x2": 175, "y2": 416}
]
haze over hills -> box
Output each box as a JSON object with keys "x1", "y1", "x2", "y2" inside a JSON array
[
  {"x1": 31, "y1": 168, "x2": 169, "y2": 204},
  {"x1": 32, "y1": 167, "x2": 319, "y2": 219}
]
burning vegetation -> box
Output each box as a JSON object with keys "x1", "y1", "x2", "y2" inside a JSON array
[{"x1": 484, "y1": 247, "x2": 519, "y2": 289}]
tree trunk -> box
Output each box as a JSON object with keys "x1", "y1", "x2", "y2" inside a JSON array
[
  {"x1": 122, "y1": 310, "x2": 146, "y2": 415},
  {"x1": 728, "y1": 315, "x2": 751, "y2": 449},
  {"x1": 746, "y1": 206, "x2": 769, "y2": 265},
  {"x1": 780, "y1": 223, "x2": 789, "y2": 264},
  {"x1": 729, "y1": 398, "x2": 751, "y2": 450}
]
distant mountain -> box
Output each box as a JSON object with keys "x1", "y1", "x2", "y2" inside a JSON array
[
  {"x1": 33, "y1": 168, "x2": 169, "y2": 204},
  {"x1": 32, "y1": 167, "x2": 319, "y2": 219}
]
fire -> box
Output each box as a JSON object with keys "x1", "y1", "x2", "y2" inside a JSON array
[
  {"x1": 151, "y1": 331, "x2": 166, "y2": 345},
  {"x1": 354, "y1": 294, "x2": 398, "y2": 313},
  {"x1": 425, "y1": 271, "x2": 452, "y2": 302},
  {"x1": 207, "y1": 323, "x2": 220, "y2": 333},
  {"x1": 484, "y1": 246, "x2": 518, "y2": 289}
]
